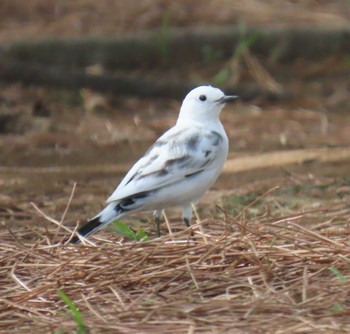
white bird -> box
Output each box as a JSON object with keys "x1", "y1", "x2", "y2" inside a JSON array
[{"x1": 70, "y1": 86, "x2": 238, "y2": 243}]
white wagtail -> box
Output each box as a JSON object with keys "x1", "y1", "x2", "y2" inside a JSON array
[{"x1": 70, "y1": 86, "x2": 238, "y2": 243}]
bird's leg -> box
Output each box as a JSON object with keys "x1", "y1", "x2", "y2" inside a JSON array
[
  {"x1": 182, "y1": 205, "x2": 193, "y2": 233},
  {"x1": 153, "y1": 210, "x2": 162, "y2": 237},
  {"x1": 155, "y1": 216, "x2": 161, "y2": 237},
  {"x1": 183, "y1": 217, "x2": 190, "y2": 228}
]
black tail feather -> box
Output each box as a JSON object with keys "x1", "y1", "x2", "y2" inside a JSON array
[
  {"x1": 68, "y1": 194, "x2": 149, "y2": 244},
  {"x1": 70, "y1": 216, "x2": 103, "y2": 244}
]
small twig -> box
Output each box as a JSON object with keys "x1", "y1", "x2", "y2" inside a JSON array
[
  {"x1": 54, "y1": 182, "x2": 77, "y2": 239},
  {"x1": 162, "y1": 210, "x2": 173, "y2": 237},
  {"x1": 191, "y1": 203, "x2": 208, "y2": 245},
  {"x1": 288, "y1": 222, "x2": 346, "y2": 248},
  {"x1": 10, "y1": 264, "x2": 31, "y2": 292},
  {"x1": 239, "y1": 186, "x2": 280, "y2": 218},
  {"x1": 109, "y1": 286, "x2": 127, "y2": 310},
  {"x1": 247, "y1": 277, "x2": 260, "y2": 298},
  {"x1": 269, "y1": 214, "x2": 304, "y2": 225},
  {"x1": 186, "y1": 257, "x2": 199, "y2": 290},
  {"x1": 302, "y1": 266, "x2": 308, "y2": 303},
  {"x1": 30, "y1": 202, "x2": 95, "y2": 246},
  {"x1": 11, "y1": 264, "x2": 48, "y2": 302},
  {"x1": 31, "y1": 202, "x2": 72, "y2": 234},
  {"x1": 83, "y1": 295, "x2": 107, "y2": 322}
]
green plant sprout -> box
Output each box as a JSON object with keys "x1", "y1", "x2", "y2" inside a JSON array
[
  {"x1": 109, "y1": 221, "x2": 149, "y2": 241},
  {"x1": 58, "y1": 291, "x2": 87, "y2": 334},
  {"x1": 329, "y1": 267, "x2": 347, "y2": 282},
  {"x1": 213, "y1": 21, "x2": 260, "y2": 86},
  {"x1": 156, "y1": 10, "x2": 171, "y2": 63}
]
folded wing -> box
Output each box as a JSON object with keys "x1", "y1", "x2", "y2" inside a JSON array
[{"x1": 107, "y1": 126, "x2": 224, "y2": 203}]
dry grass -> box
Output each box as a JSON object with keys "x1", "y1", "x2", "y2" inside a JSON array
[
  {"x1": 1, "y1": 2, "x2": 350, "y2": 332},
  {"x1": 2, "y1": 199, "x2": 350, "y2": 333}
]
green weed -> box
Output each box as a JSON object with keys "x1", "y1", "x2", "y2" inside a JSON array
[
  {"x1": 58, "y1": 290, "x2": 87, "y2": 334},
  {"x1": 329, "y1": 267, "x2": 347, "y2": 282},
  {"x1": 213, "y1": 22, "x2": 259, "y2": 86},
  {"x1": 213, "y1": 68, "x2": 232, "y2": 86},
  {"x1": 109, "y1": 221, "x2": 149, "y2": 241},
  {"x1": 329, "y1": 303, "x2": 344, "y2": 314},
  {"x1": 156, "y1": 10, "x2": 171, "y2": 63}
]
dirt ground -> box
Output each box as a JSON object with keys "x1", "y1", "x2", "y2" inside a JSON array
[{"x1": 1, "y1": 1, "x2": 350, "y2": 333}]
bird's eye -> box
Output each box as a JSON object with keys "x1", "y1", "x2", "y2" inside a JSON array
[{"x1": 199, "y1": 95, "x2": 207, "y2": 101}]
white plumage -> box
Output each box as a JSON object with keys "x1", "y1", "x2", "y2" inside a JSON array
[{"x1": 71, "y1": 85, "x2": 237, "y2": 243}]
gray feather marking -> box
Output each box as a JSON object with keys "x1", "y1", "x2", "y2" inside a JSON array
[{"x1": 209, "y1": 131, "x2": 223, "y2": 146}]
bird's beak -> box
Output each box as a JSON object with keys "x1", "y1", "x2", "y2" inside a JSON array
[{"x1": 216, "y1": 95, "x2": 239, "y2": 104}]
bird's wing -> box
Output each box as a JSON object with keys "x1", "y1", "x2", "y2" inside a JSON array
[{"x1": 106, "y1": 126, "x2": 225, "y2": 203}]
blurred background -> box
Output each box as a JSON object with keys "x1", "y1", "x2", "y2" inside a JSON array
[{"x1": 1, "y1": 0, "x2": 350, "y2": 228}]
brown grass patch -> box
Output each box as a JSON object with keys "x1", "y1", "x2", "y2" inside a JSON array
[{"x1": 2, "y1": 201, "x2": 350, "y2": 333}]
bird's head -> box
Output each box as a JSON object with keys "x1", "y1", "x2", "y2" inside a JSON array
[{"x1": 178, "y1": 86, "x2": 238, "y2": 124}]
